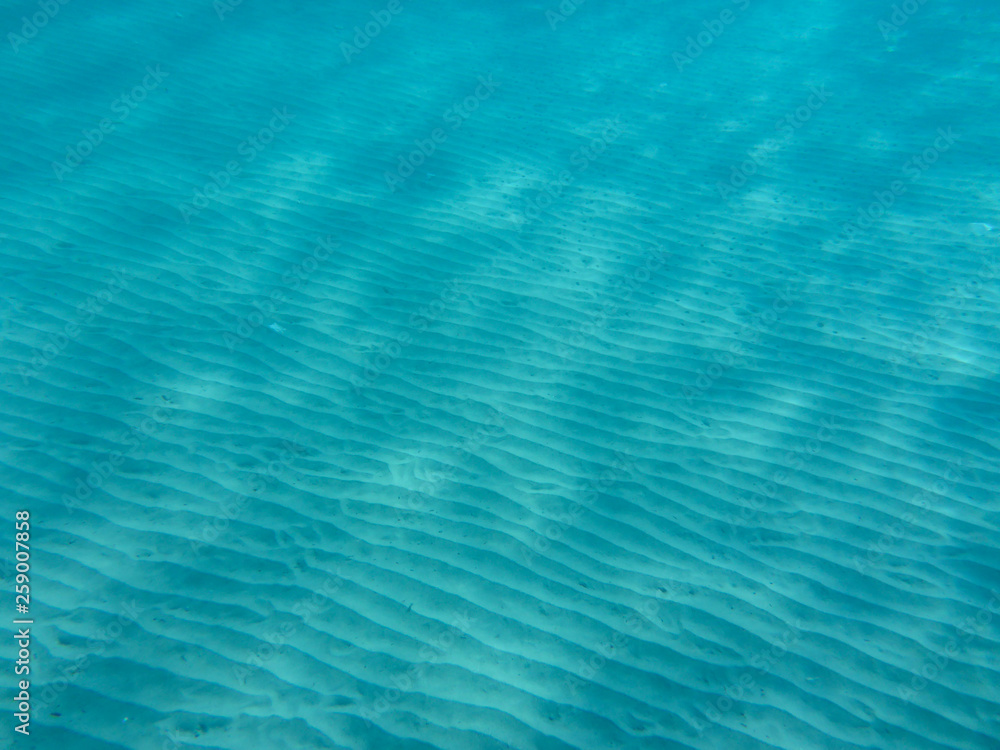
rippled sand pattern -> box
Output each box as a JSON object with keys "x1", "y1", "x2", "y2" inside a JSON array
[{"x1": 1, "y1": 0, "x2": 998, "y2": 748}]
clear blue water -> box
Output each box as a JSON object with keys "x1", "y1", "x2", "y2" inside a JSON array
[{"x1": 1, "y1": 0, "x2": 998, "y2": 748}]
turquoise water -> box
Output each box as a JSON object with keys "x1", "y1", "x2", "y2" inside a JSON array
[{"x1": 1, "y1": 0, "x2": 998, "y2": 748}]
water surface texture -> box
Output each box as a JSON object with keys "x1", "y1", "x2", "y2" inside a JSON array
[{"x1": 1, "y1": 0, "x2": 999, "y2": 748}]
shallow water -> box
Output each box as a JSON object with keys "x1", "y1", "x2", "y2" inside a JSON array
[{"x1": 1, "y1": 0, "x2": 998, "y2": 748}]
